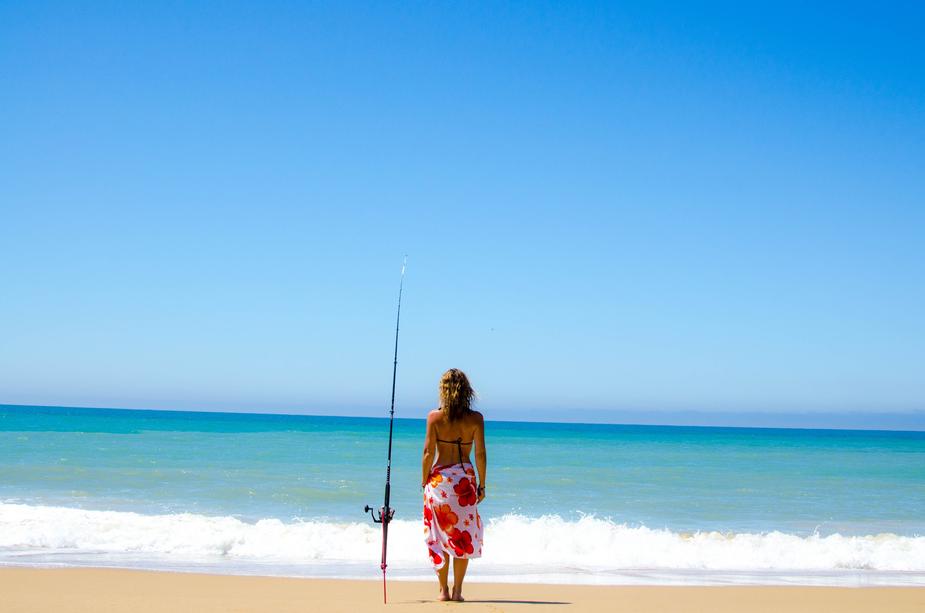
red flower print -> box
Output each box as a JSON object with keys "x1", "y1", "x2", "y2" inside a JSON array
[
  {"x1": 434, "y1": 504, "x2": 459, "y2": 532},
  {"x1": 440, "y1": 491, "x2": 447, "y2": 498},
  {"x1": 448, "y1": 529, "x2": 474, "y2": 556},
  {"x1": 423, "y1": 505, "x2": 433, "y2": 527},
  {"x1": 454, "y1": 477, "x2": 477, "y2": 506},
  {"x1": 429, "y1": 549, "x2": 443, "y2": 566}
]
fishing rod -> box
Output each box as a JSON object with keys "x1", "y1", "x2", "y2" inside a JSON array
[{"x1": 364, "y1": 256, "x2": 406, "y2": 604}]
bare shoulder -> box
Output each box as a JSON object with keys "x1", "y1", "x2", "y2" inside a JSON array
[
  {"x1": 427, "y1": 409, "x2": 443, "y2": 424},
  {"x1": 469, "y1": 411, "x2": 485, "y2": 426}
]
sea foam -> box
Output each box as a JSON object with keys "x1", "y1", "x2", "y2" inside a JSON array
[{"x1": 3, "y1": 502, "x2": 924, "y2": 580}]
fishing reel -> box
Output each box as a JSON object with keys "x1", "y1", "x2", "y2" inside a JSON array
[{"x1": 364, "y1": 505, "x2": 395, "y2": 524}]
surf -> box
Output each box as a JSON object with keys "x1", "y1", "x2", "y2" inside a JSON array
[{"x1": 3, "y1": 503, "x2": 923, "y2": 583}]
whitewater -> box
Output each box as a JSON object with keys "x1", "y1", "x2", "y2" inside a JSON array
[{"x1": 2, "y1": 503, "x2": 924, "y2": 585}]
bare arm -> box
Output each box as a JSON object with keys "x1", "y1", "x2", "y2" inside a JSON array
[
  {"x1": 421, "y1": 412, "x2": 437, "y2": 487},
  {"x1": 474, "y1": 412, "x2": 487, "y2": 502}
]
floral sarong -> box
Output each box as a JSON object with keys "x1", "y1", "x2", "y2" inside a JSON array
[{"x1": 423, "y1": 462, "x2": 483, "y2": 568}]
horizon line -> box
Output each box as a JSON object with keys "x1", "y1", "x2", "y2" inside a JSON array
[{"x1": 3, "y1": 402, "x2": 924, "y2": 434}]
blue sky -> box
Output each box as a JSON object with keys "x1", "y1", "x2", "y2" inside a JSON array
[{"x1": 1, "y1": 2, "x2": 923, "y2": 426}]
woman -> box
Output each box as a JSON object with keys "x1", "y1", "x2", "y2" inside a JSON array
[{"x1": 421, "y1": 368, "x2": 487, "y2": 602}]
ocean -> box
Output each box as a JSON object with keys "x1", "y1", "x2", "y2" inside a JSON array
[{"x1": 1, "y1": 405, "x2": 924, "y2": 585}]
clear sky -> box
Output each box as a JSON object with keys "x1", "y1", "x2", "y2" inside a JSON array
[{"x1": 1, "y1": 2, "x2": 923, "y2": 426}]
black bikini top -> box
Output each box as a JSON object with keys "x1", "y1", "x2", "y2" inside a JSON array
[{"x1": 435, "y1": 430, "x2": 474, "y2": 467}]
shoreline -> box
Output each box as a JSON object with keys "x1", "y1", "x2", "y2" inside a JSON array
[
  {"x1": 2, "y1": 562, "x2": 924, "y2": 588},
  {"x1": 1, "y1": 568, "x2": 923, "y2": 613}
]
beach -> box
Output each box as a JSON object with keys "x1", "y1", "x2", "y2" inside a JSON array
[{"x1": 2, "y1": 568, "x2": 924, "y2": 613}]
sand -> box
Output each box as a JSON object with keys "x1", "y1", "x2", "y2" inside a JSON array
[{"x1": 1, "y1": 568, "x2": 923, "y2": 613}]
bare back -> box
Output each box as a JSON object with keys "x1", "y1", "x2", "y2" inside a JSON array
[
  {"x1": 427, "y1": 409, "x2": 483, "y2": 467},
  {"x1": 421, "y1": 405, "x2": 487, "y2": 505}
]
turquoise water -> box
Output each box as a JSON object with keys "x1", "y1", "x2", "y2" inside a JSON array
[
  {"x1": 3, "y1": 405, "x2": 923, "y2": 534},
  {"x1": 1, "y1": 404, "x2": 924, "y2": 584}
]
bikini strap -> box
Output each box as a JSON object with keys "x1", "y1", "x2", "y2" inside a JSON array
[{"x1": 435, "y1": 429, "x2": 472, "y2": 467}]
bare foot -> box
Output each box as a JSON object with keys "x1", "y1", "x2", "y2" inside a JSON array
[
  {"x1": 438, "y1": 585, "x2": 451, "y2": 601},
  {"x1": 451, "y1": 586, "x2": 465, "y2": 602}
]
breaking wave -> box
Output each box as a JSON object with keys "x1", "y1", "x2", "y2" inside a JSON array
[{"x1": 2, "y1": 503, "x2": 924, "y2": 579}]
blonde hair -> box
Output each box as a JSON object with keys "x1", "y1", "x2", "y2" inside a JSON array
[{"x1": 439, "y1": 368, "x2": 475, "y2": 422}]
